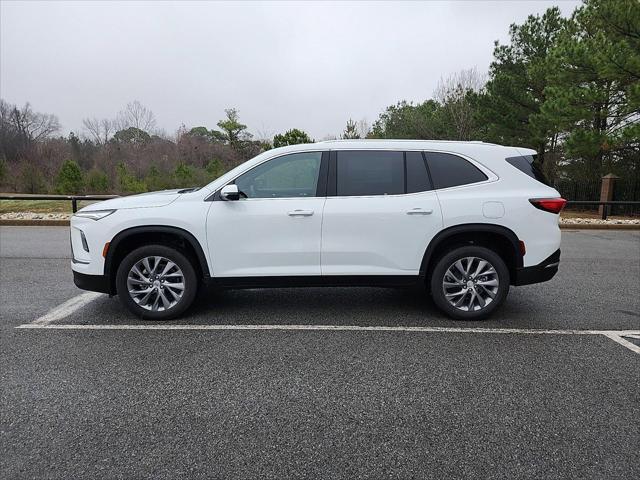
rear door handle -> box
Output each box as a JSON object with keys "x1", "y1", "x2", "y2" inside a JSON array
[
  {"x1": 406, "y1": 208, "x2": 433, "y2": 215},
  {"x1": 288, "y1": 209, "x2": 314, "y2": 217}
]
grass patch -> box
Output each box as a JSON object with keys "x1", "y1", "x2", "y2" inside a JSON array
[
  {"x1": 0, "y1": 199, "x2": 98, "y2": 214},
  {"x1": 561, "y1": 209, "x2": 638, "y2": 220}
]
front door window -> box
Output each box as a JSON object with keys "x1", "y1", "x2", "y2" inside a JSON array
[{"x1": 235, "y1": 152, "x2": 322, "y2": 199}]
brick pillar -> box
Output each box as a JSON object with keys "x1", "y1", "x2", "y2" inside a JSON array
[{"x1": 599, "y1": 173, "x2": 619, "y2": 219}]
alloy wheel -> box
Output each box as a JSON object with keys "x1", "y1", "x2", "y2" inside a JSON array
[
  {"x1": 126, "y1": 256, "x2": 185, "y2": 311},
  {"x1": 442, "y1": 256, "x2": 499, "y2": 312}
]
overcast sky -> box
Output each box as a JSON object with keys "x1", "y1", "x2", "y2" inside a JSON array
[{"x1": 1, "y1": 0, "x2": 581, "y2": 140}]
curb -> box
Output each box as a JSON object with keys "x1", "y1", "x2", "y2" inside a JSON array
[
  {"x1": 1, "y1": 219, "x2": 639, "y2": 230},
  {"x1": 559, "y1": 223, "x2": 639, "y2": 230},
  {"x1": 0, "y1": 219, "x2": 71, "y2": 226}
]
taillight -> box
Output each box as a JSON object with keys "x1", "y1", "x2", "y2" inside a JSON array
[{"x1": 529, "y1": 198, "x2": 567, "y2": 214}]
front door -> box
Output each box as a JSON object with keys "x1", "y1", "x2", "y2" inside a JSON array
[{"x1": 206, "y1": 151, "x2": 326, "y2": 277}]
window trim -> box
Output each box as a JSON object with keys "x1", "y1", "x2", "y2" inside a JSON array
[
  {"x1": 211, "y1": 151, "x2": 329, "y2": 201},
  {"x1": 208, "y1": 147, "x2": 497, "y2": 201}
]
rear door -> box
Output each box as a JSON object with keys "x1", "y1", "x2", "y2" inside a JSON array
[{"x1": 321, "y1": 150, "x2": 443, "y2": 276}]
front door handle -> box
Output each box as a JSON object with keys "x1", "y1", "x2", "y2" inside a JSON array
[
  {"x1": 288, "y1": 209, "x2": 314, "y2": 217},
  {"x1": 406, "y1": 208, "x2": 433, "y2": 215}
]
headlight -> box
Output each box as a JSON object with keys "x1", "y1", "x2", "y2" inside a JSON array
[{"x1": 74, "y1": 209, "x2": 116, "y2": 221}]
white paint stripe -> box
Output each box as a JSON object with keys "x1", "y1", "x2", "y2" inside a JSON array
[
  {"x1": 15, "y1": 322, "x2": 640, "y2": 338},
  {"x1": 604, "y1": 333, "x2": 640, "y2": 355},
  {"x1": 31, "y1": 292, "x2": 102, "y2": 325}
]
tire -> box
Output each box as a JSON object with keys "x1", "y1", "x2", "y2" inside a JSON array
[
  {"x1": 430, "y1": 245, "x2": 510, "y2": 321},
  {"x1": 116, "y1": 244, "x2": 198, "y2": 320}
]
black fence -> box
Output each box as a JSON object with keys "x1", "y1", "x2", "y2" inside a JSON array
[{"x1": 555, "y1": 178, "x2": 640, "y2": 217}]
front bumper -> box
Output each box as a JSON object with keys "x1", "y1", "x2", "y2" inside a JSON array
[
  {"x1": 513, "y1": 249, "x2": 560, "y2": 286},
  {"x1": 73, "y1": 271, "x2": 111, "y2": 294}
]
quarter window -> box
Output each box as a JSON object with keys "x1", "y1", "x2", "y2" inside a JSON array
[
  {"x1": 234, "y1": 152, "x2": 322, "y2": 198},
  {"x1": 337, "y1": 151, "x2": 404, "y2": 196},
  {"x1": 425, "y1": 152, "x2": 488, "y2": 189},
  {"x1": 506, "y1": 155, "x2": 549, "y2": 186}
]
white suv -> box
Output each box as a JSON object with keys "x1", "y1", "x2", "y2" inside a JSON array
[{"x1": 70, "y1": 140, "x2": 565, "y2": 320}]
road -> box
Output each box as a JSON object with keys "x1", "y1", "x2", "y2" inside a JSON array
[{"x1": 1, "y1": 226, "x2": 638, "y2": 479}]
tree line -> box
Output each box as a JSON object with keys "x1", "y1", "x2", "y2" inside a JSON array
[{"x1": 0, "y1": 0, "x2": 637, "y2": 195}]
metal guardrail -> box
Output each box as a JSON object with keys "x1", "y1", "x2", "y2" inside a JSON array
[
  {"x1": 0, "y1": 194, "x2": 118, "y2": 213},
  {"x1": 1, "y1": 195, "x2": 638, "y2": 218}
]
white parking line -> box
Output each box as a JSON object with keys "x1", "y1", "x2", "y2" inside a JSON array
[
  {"x1": 14, "y1": 322, "x2": 640, "y2": 352},
  {"x1": 604, "y1": 333, "x2": 640, "y2": 355},
  {"x1": 20, "y1": 295, "x2": 640, "y2": 355},
  {"x1": 30, "y1": 292, "x2": 102, "y2": 325}
]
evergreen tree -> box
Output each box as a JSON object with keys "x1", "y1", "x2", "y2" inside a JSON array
[
  {"x1": 342, "y1": 119, "x2": 361, "y2": 139},
  {"x1": 272, "y1": 128, "x2": 312, "y2": 147},
  {"x1": 542, "y1": 0, "x2": 640, "y2": 180},
  {"x1": 86, "y1": 169, "x2": 109, "y2": 193},
  {"x1": 56, "y1": 159, "x2": 84, "y2": 194},
  {"x1": 173, "y1": 162, "x2": 195, "y2": 187},
  {"x1": 217, "y1": 108, "x2": 250, "y2": 148},
  {"x1": 116, "y1": 163, "x2": 146, "y2": 193},
  {"x1": 478, "y1": 7, "x2": 569, "y2": 179}
]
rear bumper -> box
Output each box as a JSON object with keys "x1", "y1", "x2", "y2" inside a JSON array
[
  {"x1": 73, "y1": 270, "x2": 111, "y2": 294},
  {"x1": 513, "y1": 249, "x2": 560, "y2": 286}
]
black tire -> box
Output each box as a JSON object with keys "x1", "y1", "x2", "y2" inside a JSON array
[
  {"x1": 430, "y1": 245, "x2": 510, "y2": 321},
  {"x1": 116, "y1": 244, "x2": 198, "y2": 320}
]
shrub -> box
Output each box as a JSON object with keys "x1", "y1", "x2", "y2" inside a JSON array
[
  {"x1": 56, "y1": 159, "x2": 84, "y2": 194},
  {"x1": 205, "y1": 158, "x2": 224, "y2": 180},
  {"x1": 18, "y1": 162, "x2": 47, "y2": 194},
  {"x1": 173, "y1": 162, "x2": 195, "y2": 188},
  {"x1": 145, "y1": 165, "x2": 170, "y2": 191},
  {"x1": 86, "y1": 169, "x2": 110, "y2": 193},
  {"x1": 116, "y1": 163, "x2": 146, "y2": 194}
]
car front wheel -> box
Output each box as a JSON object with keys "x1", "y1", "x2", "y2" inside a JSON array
[
  {"x1": 116, "y1": 245, "x2": 198, "y2": 320},
  {"x1": 430, "y1": 245, "x2": 510, "y2": 320}
]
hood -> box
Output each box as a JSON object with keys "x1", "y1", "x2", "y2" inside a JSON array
[{"x1": 79, "y1": 189, "x2": 189, "y2": 212}]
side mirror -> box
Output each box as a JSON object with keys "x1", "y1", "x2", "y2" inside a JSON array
[{"x1": 220, "y1": 184, "x2": 240, "y2": 201}]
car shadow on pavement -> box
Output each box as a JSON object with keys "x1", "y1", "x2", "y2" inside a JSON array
[{"x1": 64, "y1": 285, "x2": 556, "y2": 330}]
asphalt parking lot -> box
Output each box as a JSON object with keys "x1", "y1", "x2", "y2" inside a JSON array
[{"x1": 1, "y1": 226, "x2": 639, "y2": 479}]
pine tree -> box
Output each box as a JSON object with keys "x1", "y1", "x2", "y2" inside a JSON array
[
  {"x1": 341, "y1": 119, "x2": 361, "y2": 139},
  {"x1": 56, "y1": 159, "x2": 84, "y2": 194}
]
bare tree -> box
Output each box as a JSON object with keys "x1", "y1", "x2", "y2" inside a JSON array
[
  {"x1": 82, "y1": 117, "x2": 115, "y2": 145},
  {"x1": 357, "y1": 118, "x2": 370, "y2": 139},
  {"x1": 116, "y1": 100, "x2": 157, "y2": 132},
  {"x1": 434, "y1": 67, "x2": 486, "y2": 141},
  {"x1": 9, "y1": 102, "x2": 61, "y2": 142}
]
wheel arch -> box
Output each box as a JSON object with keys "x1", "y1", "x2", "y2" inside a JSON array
[
  {"x1": 420, "y1": 223, "x2": 523, "y2": 283},
  {"x1": 104, "y1": 225, "x2": 210, "y2": 293}
]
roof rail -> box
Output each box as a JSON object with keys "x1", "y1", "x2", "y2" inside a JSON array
[{"x1": 318, "y1": 139, "x2": 500, "y2": 146}]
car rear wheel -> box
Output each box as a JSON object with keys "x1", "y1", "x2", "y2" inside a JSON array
[
  {"x1": 116, "y1": 245, "x2": 198, "y2": 320},
  {"x1": 430, "y1": 245, "x2": 509, "y2": 320}
]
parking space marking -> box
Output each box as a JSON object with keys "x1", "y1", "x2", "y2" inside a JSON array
[
  {"x1": 14, "y1": 323, "x2": 640, "y2": 353},
  {"x1": 604, "y1": 333, "x2": 640, "y2": 355},
  {"x1": 14, "y1": 323, "x2": 639, "y2": 335},
  {"x1": 30, "y1": 292, "x2": 102, "y2": 325}
]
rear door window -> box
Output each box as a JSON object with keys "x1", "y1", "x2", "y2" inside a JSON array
[
  {"x1": 425, "y1": 152, "x2": 488, "y2": 189},
  {"x1": 336, "y1": 151, "x2": 404, "y2": 196}
]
